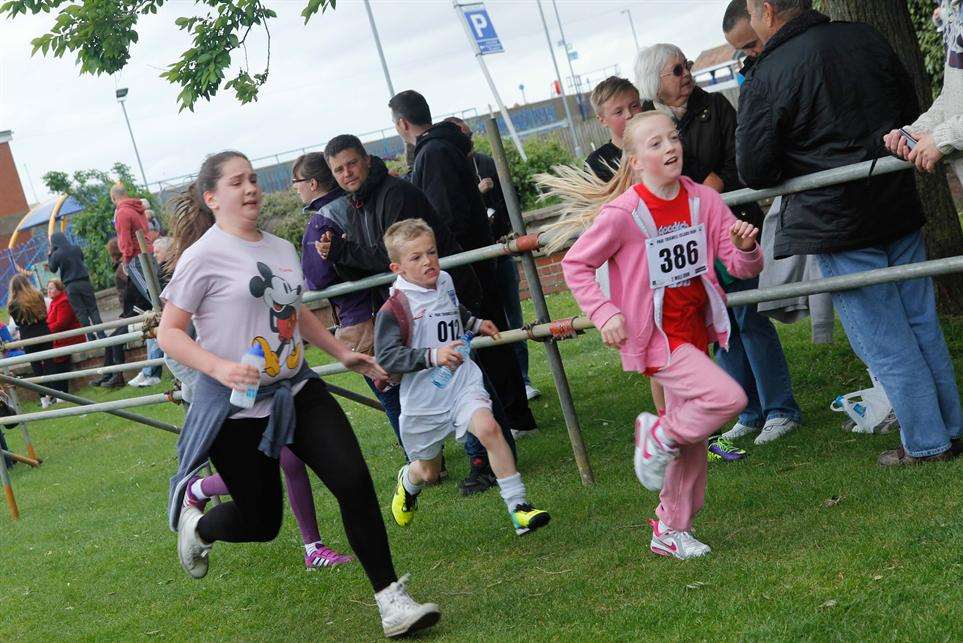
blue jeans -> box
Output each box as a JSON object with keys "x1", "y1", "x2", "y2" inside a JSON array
[
  {"x1": 716, "y1": 276, "x2": 802, "y2": 427},
  {"x1": 366, "y1": 368, "x2": 517, "y2": 464},
  {"x1": 816, "y1": 230, "x2": 961, "y2": 456},
  {"x1": 496, "y1": 255, "x2": 530, "y2": 385},
  {"x1": 142, "y1": 338, "x2": 164, "y2": 378}
]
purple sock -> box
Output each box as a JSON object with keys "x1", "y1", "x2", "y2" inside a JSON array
[
  {"x1": 199, "y1": 474, "x2": 229, "y2": 498},
  {"x1": 280, "y1": 447, "x2": 322, "y2": 546}
]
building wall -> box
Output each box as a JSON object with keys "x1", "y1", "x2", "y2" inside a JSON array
[{"x1": 0, "y1": 139, "x2": 29, "y2": 247}]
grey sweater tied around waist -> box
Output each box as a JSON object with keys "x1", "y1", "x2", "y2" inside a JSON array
[{"x1": 167, "y1": 363, "x2": 320, "y2": 531}]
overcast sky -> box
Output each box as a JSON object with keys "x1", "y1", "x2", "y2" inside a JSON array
[{"x1": 0, "y1": 0, "x2": 727, "y2": 203}]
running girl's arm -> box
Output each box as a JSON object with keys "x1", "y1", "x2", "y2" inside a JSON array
[
  {"x1": 560, "y1": 209, "x2": 624, "y2": 331},
  {"x1": 299, "y1": 307, "x2": 388, "y2": 380},
  {"x1": 705, "y1": 190, "x2": 763, "y2": 280},
  {"x1": 157, "y1": 302, "x2": 259, "y2": 391}
]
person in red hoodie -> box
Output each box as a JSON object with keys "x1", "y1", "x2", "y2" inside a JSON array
[
  {"x1": 110, "y1": 183, "x2": 155, "y2": 305},
  {"x1": 45, "y1": 279, "x2": 85, "y2": 402}
]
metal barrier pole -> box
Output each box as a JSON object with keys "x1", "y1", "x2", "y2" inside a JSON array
[
  {"x1": 3, "y1": 370, "x2": 38, "y2": 462},
  {"x1": 0, "y1": 330, "x2": 144, "y2": 369},
  {"x1": 24, "y1": 358, "x2": 166, "y2": 385},
  {"x1": 325, "y1": 383, "x2": 384, "y2": 411},
  {"x1": 0, "y1": 449, "x2": 40, "y2": 467},
  {"x1": 485, "y1": 116, "x2": 594, "y2": 486},
  {"x1": 1, "y1": 313, "x2": 151, "y2": 351},
  {"x1": 135, "y1": 230, "x2": 162, "y2": 312},
  {"x1": 0, "y1": 373, "x2": 181, "y2": 434},
  {"x1": 0, "y1": 446, "x2": 18, "y2": 519}
]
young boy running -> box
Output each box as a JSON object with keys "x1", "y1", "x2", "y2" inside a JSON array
[{"x1": 374, "y1": 219, "x2": 550, "y2": 536}]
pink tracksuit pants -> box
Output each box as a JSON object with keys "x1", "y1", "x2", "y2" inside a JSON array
[{"x1": 650, "y1": 343, "x2": 747, "y2": 531}]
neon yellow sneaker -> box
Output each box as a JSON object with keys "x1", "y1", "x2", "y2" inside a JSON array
[
  {"x1": 511, "y1": 503, "x2": 551, "y2": 535},
  {"x1": 391, "y1": 467, "x2": 418, "y2": 527}
]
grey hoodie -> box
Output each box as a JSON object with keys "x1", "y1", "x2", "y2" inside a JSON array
[{"x1": 47, "y1": 232, "x2": 90, "y2": 284}]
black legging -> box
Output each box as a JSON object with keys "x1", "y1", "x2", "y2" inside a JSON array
[{"x1": 196, "y1": 379, "x2": 396, "y2": 592}]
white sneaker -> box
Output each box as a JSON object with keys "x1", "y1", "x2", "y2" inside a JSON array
[
  {"x1": 127, "y1": 372, "x2": 146, "y2": 387},
  {"x1": 177, "y1": 505, "x2": 212, "y2": 579},
  {"x1": 138, "y1": 376, "x2": 162, "y2": 387},
  {"x1": 525, "y1": 384, "x2": 541, "y2": 400},
  {"x1": 633, "y1": 413, "x2": 678, "y2": 491},
  {"x1": 754, "y1": 417, "x2": 799, "y2": 445},
  {"x1": 720, "y1": 422, "x2": 760, "y2": 440},
  {"x1": 649, "y1": 519, "x2": 711, "y2": 560},
  {"x1": 40, "y1": 396, "x2": 52, "y2": 409},
  {"x1": 375, "y1": 573, "x2": 440, "y2": 638}
]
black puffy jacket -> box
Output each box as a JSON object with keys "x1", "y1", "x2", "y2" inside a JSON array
[
  {"x1": 735, "y1": 10, "x2": 923, "y2": 258},
  {"x1": 412, "y1": 121, "x2": 495, "y2": 251},
  {"x1": 644, "y1": 86, "x2": 764, "y2": 228},
  {"x1": 48, "y1": 232, "x2": 90, "y2": 285},
  {"x1": 328, "y1": 156, "x2": 483, "y2": 310}
]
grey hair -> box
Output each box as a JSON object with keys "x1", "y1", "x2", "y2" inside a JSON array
[{"x1": 633, "y1": 43, "x2": 685, "y2": 103}]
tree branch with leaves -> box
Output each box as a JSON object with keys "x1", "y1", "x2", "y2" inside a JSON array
[{"x1": 0, "y1": 0, "x2": 336, "y2": 111}]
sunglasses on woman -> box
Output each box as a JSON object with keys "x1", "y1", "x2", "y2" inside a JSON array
[{"x1": 662, "y1": 60, "x2": 694, "y2": 78}]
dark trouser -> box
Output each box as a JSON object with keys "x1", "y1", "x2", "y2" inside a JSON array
[
  {"x1": 495, "y1": 255, "x2": 530, "y2": 384},
  {"x1": 196, "y1": 380, "x2": 396, "y2": 592},
  {"x1": 369, "y1": 371, "x2": 516, "y2": 464},
  {"x1": 470, "y1": 258, "x2": 537, "y2": 432},
  {"x1": 46, "y1": 360, "x2": 72, "y2": 395},
  {"x1": 65, "y1": 279, "x2": 105, "y2": 340},
  {"x1": 103, "y1": 325, "x2": 127, "y2": 369}
]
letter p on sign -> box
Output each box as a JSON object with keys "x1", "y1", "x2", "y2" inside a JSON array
[
  {"x1": 470, "y1": 12, "x2": 489, "y2": 37},
  {"x1": 461, "y1": 5, "x2": 503, "y2": 55}
]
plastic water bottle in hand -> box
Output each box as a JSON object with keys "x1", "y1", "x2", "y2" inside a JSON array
[
  {"x1": 230, "y1": 343, "x2": 266, "y2": 408},
  {"x1": 432, "y1": 331, "x2": 474, "y2": 389}
]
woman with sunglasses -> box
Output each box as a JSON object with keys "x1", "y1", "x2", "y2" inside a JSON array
[{"x1": 635, "y1": 43, "x2": 802, "y2": 450}]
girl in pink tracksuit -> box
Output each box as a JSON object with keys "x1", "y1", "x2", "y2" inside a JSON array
[{"x1": 553, "y1": 111, "x2": 764, "y2": 559}]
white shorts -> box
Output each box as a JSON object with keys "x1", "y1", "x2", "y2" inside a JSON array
[{"x1": 399, "y1": 386, "x2": 493, "y2": 461}]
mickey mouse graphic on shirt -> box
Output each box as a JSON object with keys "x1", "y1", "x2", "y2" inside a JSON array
[{"x1": 249, "y1": 262, "x2": 303, "y2": 376}]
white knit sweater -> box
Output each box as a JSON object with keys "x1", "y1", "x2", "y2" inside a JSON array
[{"x1": 910, "y1": 19, "x2": 963, "y2": 179}]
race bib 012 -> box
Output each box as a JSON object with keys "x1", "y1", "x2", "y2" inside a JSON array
[{"x1": 645, "y1": 223, "x2": 708, "y2": 288}]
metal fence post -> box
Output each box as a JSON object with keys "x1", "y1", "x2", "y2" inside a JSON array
[
  {"x1": 135, "y1": 230, "x2": 162, "y2": 312},
  {"x1": 0, "y1": 443, "x2": 18, "y2": 519},
  {"x1": 484, "y1": 117, "x2": 594, "y2": 485},
  {"x1": 3, "y1": 369, "x2": 38, "y2": 463}
]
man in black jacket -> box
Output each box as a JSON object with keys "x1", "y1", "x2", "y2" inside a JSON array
[
  {"x1": 389, "y1": 90, "x2": 538, "y2": 438},
  {"x1": 736, "y1": 1, "x2": 961, "y2": 465},
  {"x1": 322, "y1": 134, "x2": 517, "y2": 493},
  {"x1": 47, "y1": 232, "x2": 105, "y2": 339}
]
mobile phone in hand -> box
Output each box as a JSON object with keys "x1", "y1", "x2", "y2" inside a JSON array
[{"x1": 898, "y1": 128, "x2": 918, "y2": 151}]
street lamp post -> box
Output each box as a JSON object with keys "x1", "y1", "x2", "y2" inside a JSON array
[
  {"x1": 115, "y1": 88, "x2": 149, "y2": 189},
  {"x1": 621, "y1": 8, "x2": 641, "y2": 53},
  {"x1": 536, "y1": 0, "x2": 582, "y2": 158},
  {"x1": 363, "y1": 0, "x2": 396, "y2": 98},
  {"x1": 551, "y1": 0, "x2": 587, "y2": 125}
]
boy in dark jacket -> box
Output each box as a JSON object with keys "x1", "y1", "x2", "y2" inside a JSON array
[{"x1": 48, "y1": 232, "x2": 105, "y2": 337}]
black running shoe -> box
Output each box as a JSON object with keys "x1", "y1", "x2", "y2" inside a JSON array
[{"x1": 458, "y1": 457, "x2": 496, "y2": 496}]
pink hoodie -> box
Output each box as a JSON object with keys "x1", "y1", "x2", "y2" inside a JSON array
[{"x1": 561, "y1": 176, "x2": 763, "y2": 373}]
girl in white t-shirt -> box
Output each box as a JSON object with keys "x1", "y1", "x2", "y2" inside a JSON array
[{"x1": 158, "y1": 151, "x2": 439, "y2": 639}]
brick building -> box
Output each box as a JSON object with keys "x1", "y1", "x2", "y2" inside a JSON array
[{"x1": 0, "y1": 130, "x2": 30, "y2": 247}]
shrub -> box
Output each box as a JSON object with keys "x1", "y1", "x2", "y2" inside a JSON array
[{"x1": 473, "y1": 135, "x2": 574, "y2": 211}]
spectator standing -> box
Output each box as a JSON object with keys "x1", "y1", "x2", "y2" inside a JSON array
[
  {"x1": 7, "y1": 275, "x2": 53, "y2": 382},
  {"x1": 444, "y1": 116, "x2": 540, "y2": 401},
  {"x1": 47, "y1": 232, "x2": 105, "y2": 340},
  {"x1": 390, "y1": 90, "x2": 537, "y2": 438},
  {"x1": 737, "y1": 0, "x2": 960, "y2": 464},
  {"x1": 637, "y1": 42, "x2": 802, "y2": 445},
  {"x1": 110, "y1": 183, "x2": 154, "y2": 304},
  {"x1": 885, "y1": 2, "x2": 963, "y2": 183},
  {"x1": 44, "y1": 279, "x2": 85, "y2": 401},
  {"x1": 585, "y1": 77, "x2": 644, "y2": 182}
]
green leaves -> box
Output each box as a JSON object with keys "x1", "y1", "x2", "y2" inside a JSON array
[{"x1": 5, "y1": 0, "x2": 337, "y2": 112}]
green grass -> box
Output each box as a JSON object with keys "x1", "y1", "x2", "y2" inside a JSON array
[{"x1": 2, "y1": 292, "x2": 962, "y2": 641}]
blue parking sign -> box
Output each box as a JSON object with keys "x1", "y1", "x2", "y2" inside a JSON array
[{"x1": 461, "y1": 4, "x2": 503, "y2": 55}]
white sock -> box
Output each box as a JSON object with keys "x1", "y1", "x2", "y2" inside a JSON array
[
  {"x1": 497, "y1": 472, "x2": 527, "y2": 513},
  {"x1": 190, "y1": 479, "x2": 209, "y2": 501},
  {"x1": 305, "y1": 540, "x2": 323, "y2": 555},
  {"x1": 401, "y1": 465, "x2": 423, "y2": 496},
  {"x1": 657, "y1": 520, "x2": 674, "y2": 534}
]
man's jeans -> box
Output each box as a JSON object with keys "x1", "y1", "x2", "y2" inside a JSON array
[
  {"x1": 816, "y1": 230, "x2": 961, "y2": 456},
  {"x1": 141, "y1": 338, "x2": 164, "y2": 378},
  {"x1": 716, "y1": 276, "x2": 802, "y2": 427},
  {"x1": 367, "y1": 367, "x2": 517, "y2": 463},
  {"x1": 496, "y1": 255, "x2": 530, "y2": 385}
]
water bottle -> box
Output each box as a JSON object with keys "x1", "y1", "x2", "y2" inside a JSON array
[
  {"x1": 431, "y1": 331, "x2": 474, "y2": 389},
  {"x1": 230, "y1": 343, "x2": 266, "y2": 408}
]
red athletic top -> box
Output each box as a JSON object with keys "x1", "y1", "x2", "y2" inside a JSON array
[{"x1": 634, "y1": 182, "x2": 709, "y2": 355}]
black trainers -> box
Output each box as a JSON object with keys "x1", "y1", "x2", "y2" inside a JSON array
[{"x1": 458, "y1": 457, "x2": 497, "y2": 496}]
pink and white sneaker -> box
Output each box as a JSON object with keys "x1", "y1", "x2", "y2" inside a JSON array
[
  {"x1": 634, "y1": 413, "x2": 679, "y2": 491},
  {"x1": 305, "y1": 544, "x2": 353, "y2": 570},
  {"x1": 649, "y1": 519, "x2": 711, "y2": 560}
]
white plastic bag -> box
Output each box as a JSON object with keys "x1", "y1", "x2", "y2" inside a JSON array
[{"x1": 830, "y1": 370, "x2": 897, "y2": 434}]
